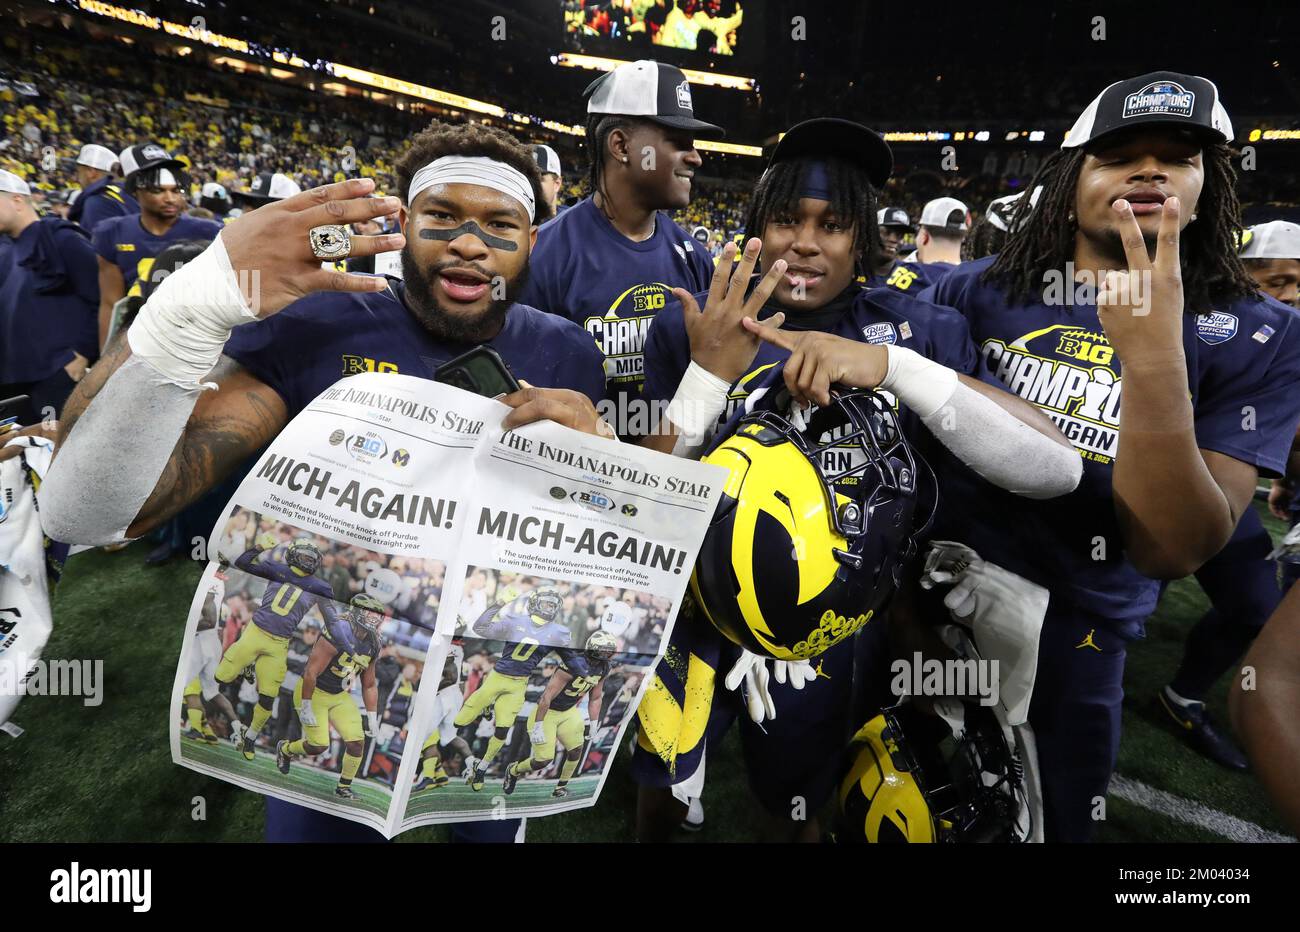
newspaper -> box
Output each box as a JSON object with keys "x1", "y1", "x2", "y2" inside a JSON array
[{"x1": 169, "y1": 372, "x2": 725, "y2": 837}]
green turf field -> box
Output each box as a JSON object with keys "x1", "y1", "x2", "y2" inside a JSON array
[
  {"x1": 179, "y1": 735, "x2": 391, "y2": 817},
  {"x1": 0, "y1": 502, "x2": 1293, "y2": 843},
  {"x1": 402, "y1": 773, "x2": 600, "y2": 820}
]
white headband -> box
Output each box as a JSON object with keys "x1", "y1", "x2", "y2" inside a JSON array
[{"x1": 408, "y1": 155, "x2": 536, "y2": 222}]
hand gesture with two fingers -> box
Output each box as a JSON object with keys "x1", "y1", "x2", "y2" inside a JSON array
[
  {"x1": 740, "y1": 316, "x2": 889, "y2": 408},
  {"x1": 1095, "y1": 196, "x2": 1186, "y2": 373}
]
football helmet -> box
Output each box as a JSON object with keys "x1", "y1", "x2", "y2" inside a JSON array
[
  {"x1": 528, "y1": 587, "x2": 563, "y2": 625},
  {"x1": 692, "y1": 387, "x2": 929, "y2": 661},
  {"x1": 837, "y1": 702, "x2": 1027, "y2": 843},
  {"x1": 286, "y1": 539, "x2": 322, "y2": 575},
  {"x1": 585, "y1": 629, "x2": 618, "y2": 663},
  {"x1": 347, "y1": 593, "x2": 386, "y2": 638}
]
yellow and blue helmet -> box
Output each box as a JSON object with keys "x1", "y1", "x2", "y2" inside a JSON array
[
  {"x1": 691, "y1": 386, "x2": 927, "y2": 661},
  {"x1": 838, "y1": 703, "x2": 1026, "y2": 843},
  {"x1": 286, "y1": 539, "x2": 322, "y2": 575}
]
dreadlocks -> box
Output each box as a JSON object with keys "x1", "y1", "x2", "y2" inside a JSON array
[
  {"x1": 985, "y1": 143, "x2": 1257, "y2": 313},
  {"x1": 740, "y1": 155, "x2": 883, "y2": 276}
]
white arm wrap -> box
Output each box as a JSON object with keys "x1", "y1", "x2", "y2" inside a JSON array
[
  {"x1": 38, "y1": 356, "x2": 205, "y2": 545},
  {"x1": 878, "y1": 344, "x2": 959, "y2": 418},
  {"x1": 916, "y1": 377, "x2": 1082, "y2": 499},
  {"x1": 127, "y1": 232, "x2": 257, "y2": 391},
  {"x1": 40, "y1": 236, "x2": 258, "y2": 545},
  {"x1": 666, "y1": 361, "x2": 731, "y2": 458}
]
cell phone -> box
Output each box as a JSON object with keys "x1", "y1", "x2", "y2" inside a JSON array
[
  {"x1": 0, "y1": 395, "x2": 31, "y2": 430},
  {"x1": 433, "y1": 346, "x2": 521, "y2": 399}
]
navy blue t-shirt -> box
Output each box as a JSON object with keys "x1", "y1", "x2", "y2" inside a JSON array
[
  {"x1": 221, "y1": 278, "x2": 607, "y2": 418},
  {"x1": 918, "y1": 260, "x2": 958, "y2": 282},
  {"x1": 69, "y1": 176, "x2": 139, "y2": 235},
  {"x1": 92, "y1": 213, "x2": 222, "y2": 295},
  {"x1": 518, "y1": 196, "x2": 714, "y2": 404},
  {"x1": 925, "y1": 256, "x2": 1300, "y2": 635},
  {"x1": 864, "y1": 260, "x2": 937, "y2": 296},
  {"x1": 643, "y1": 284, "x2": 980, "y2": 443},
  {"x1": 0, "y1": 218, "x2": 100, "y2": 382}
]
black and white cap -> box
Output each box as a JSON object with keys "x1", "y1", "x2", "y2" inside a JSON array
[
  {"x1": 877, "y1": 207, "x2": 913, "y2": 230},
  {"x1": 584, "y1": 59, "x2": 724, "y2": 137},
  {"x1": 985, "y1": 187, "x2": 1042, "y2": 233},
  {"x1": 919, "y1": 196, "x2": 970, "y2": 232},
  {"x1": 1062, "y1": 71, "x2": 1234, "y2": 149},
  {"x1": 76, "y1": 144, "x2": 118, "y2": 172},
  {"x1": 532, "y1": 144, "x2": 562, "y2": 178},
  {"x1": 236, "y1": 172, "x2": 302, "y2": 203},
  {"x1": 119, "y1": 143, "x2": 184, "y2": 180},
  {"x1": 1240, "y1": 221, "x2": 1300, "y2": 260}
]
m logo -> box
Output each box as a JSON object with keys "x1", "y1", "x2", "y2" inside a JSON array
[
  {"x1": 621, "y1": 503, "x2": 638, "y2": 516},
  {"x1": 392, "y1": 449, "x2": 410, "y2": 467}
]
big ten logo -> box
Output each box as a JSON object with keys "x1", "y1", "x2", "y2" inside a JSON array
[
  {"x1": 632, "y1": 289, "x2": 667, "y2": 313},
  {"x1": 353, "y1": 435, "x2": 385, "y2": 456},
  {"x1": 1055, "y1": 332, "x2": 1113, "y2": 366},
  {"x1": 342, "y1": 355, "x2": 398, "y2": 375}
]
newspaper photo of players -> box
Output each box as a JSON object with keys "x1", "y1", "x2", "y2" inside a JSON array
[
  {"x1": 400, "y1": 567, "x2": 664, "y2": 822},
  {"x1": 174, "y1": 505, "x2": 444, "y2": 820}
]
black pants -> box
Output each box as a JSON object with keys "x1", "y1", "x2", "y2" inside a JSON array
[{"x1": 0, "y1": 368, "x2": 77, "y2": 425}]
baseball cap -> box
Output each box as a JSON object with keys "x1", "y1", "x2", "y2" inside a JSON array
[
  {"x1": 877, "y1": 206, "x2": 913, "y2": 229},
  {"x1": 118, "y1": 143, "x2": 184, "y2": 180},
  {"x1": 1239, "y1": 220, "x2": 1300, "y2": 260},
  {"x1": 76, "y1": 144, "x2": 118, "y2": 172},
  {"x1": 235, "y1": 172, "x2": 302, "y2": 204},
  {"x1": 1062, "y1": 71, "x2": 1234, "y2": 149},
  {"x1": 985, "y1": 187, "x2": 1042, "y2": 233},
  {"x1": 584, "y1": 60, "x2": 724, "y2": 137},
  {"x1": 532, "y1": 144, "x2": 562, "y2": 177},
  {"x1": 201, "y1": 182, "x2": 230, "y2": 202},
  {"x1": 0, "y1": 169, "x2": 31, "y2": 196},
  {"x1": 919, "y1": 196, "x2": 970, "y2": 232},
  {"x1": 768, "y1": 118, "x2": 892, "y2": 189},
  {"x1": 0, "y1": 168, "x2": 30, "y2": 194}
]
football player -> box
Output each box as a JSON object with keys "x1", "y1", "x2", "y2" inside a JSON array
[
  {"x1": 502, "y1": 630, "x2": 619, "y2": 799},
  {"x1": 454, "y1": 586, "x2": 575, "y2": 790},
  {"x1": 519, "y1": 60, "x2": 721, "y2": 436},
  {"x1": 181, "y1": 574, "x2": 241, "y2": 743},
  {"x1": 276, "y1": 594, "x2": 385, "y2": 800},
  {"x1": 920, "y1": 72, "x2": 1300, "y2": 840},
  {"x1": 215, "y1": 535, "x2": 355, "y2": 761},
  {"x1": 412, "y1": 644, "x2": 476, "y2": 793},
  {"x1": 634, "y1": 117, "x2": 1081, "y2": 841},
  {"x1": 43, "y1": 120, "x2": 610, "y2": 844},
  {"x1": 91, "y1": 144, "x2": 221, "y2": 344}
]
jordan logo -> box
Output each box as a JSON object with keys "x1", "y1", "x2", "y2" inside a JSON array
[
  {"x1": 813, "y1": 660, "x2": 832, "y2": 680},
  {"x1": 1075, "y1": 629, "x2": 1102, "y2": 651}
]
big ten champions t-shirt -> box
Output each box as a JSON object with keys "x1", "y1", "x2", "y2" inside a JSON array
[
  {"x1": 924, "y1": 256, "x2": 1300, "y2": 638},
  {"x1": 518, "y1": 196, "x2": 714, "y2": 433}
]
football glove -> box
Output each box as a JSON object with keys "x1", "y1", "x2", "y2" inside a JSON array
[
  {"x1": 724, "y1": 650, "x2": 816, "y2": 724},
  {"x1": 299, "y1": 699, "x2": 318, "y2": 727},
  {"x1": 364, "y1": 711, "x2": 378, "y2": 738},
  {"x1": 255, "y1": 531, "x2": 278, "y2": 551},
  {"x1": 530, "y1": 721, "x2": 547, "y2": 745}
]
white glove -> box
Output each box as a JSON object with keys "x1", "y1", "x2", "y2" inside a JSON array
[
  {"x1": 918, "y1": 540, "x2": 1048, "y2": 726},
  {"x1": 299, "y1": 699, "x2": 318, "y2": 727},
  {"x1": 530, "y1": 721, "x2": 547, "y2": 745},
  {"x1": 364, "y1": 711, "x2": 378, "y2": 738},
  {"x1": 724, "y1": 650, "x2": 817, "y2": 724}
]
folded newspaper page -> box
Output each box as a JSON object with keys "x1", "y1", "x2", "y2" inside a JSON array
[{"x1": 169, "y1": 372, "x2": 725, "y2": 837}]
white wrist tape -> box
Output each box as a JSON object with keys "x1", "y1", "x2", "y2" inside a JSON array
[
  {"x1": 666, "y1": 361, "x2": 731, "y2": 457},
  {"x1": 127, "y1": 232, "x2": 258, "y2": 391},
  {"x1": 878, "y1": 344, "x2": 959, "y2": 418}
]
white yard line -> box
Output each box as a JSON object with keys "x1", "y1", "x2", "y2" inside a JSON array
[{"x1": 1110, "y1": 774, "x2": 1296, "y2": 843}]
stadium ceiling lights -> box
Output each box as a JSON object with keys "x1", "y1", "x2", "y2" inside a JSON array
[{"x1": 550, "y1": 52, "x2": 755, "y2": 92}]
